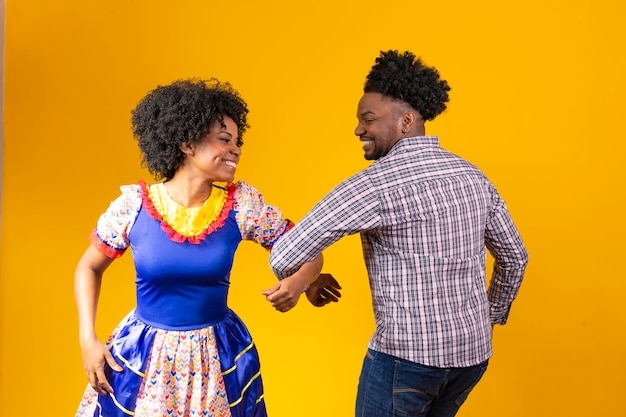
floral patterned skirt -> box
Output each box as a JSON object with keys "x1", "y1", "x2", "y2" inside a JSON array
[{"x1": 75, "y1": 310, "x2": 267, "y2": 417}]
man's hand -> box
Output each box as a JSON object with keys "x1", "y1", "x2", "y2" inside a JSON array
[{"x1": 306, "y1": 273, "x2": 342, "y2": 307}]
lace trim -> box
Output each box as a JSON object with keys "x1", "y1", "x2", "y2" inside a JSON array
[{"x1": 138, "y1": 180, "x2": 235, "y2": 244}]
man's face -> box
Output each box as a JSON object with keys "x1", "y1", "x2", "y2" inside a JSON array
[{"x1": 355, "y1": 92, "x2": 404, "y2": 160}]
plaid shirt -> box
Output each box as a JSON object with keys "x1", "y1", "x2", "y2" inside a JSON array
[{"x1": 270, "y1": 136, "x2": 528, "y2": 367}]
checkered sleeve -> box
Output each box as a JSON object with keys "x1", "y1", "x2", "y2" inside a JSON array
[
  {"x1": 485, "y1": 186, "x2": 529, "y2": 324},
  {"x1": 270, "y1": 171, "x2": 380, "y2": 279}
]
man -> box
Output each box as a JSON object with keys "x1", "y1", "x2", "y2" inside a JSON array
[{"x1": 269, "y1": 50, "x2": 528, "y2": 417}]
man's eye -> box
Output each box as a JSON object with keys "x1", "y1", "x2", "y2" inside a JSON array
[{"x1": 365, "y1": 119, "x2": 374, "y2": 124}]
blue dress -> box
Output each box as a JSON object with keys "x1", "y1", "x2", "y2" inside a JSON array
[{"x1": 75, "y1": 180, "x2": 293, "y2": 417}]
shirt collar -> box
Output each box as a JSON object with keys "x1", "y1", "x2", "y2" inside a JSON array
[{"x1": 386, "y1": 136, "x2": 440, "y2": 157}]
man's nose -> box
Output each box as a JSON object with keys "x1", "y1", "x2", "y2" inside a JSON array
[{"x1": 355, "y1": 123, "x2": 365, "y2": 136}]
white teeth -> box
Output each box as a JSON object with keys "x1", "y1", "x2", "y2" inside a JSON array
[{"x1": 225, "y1": 161, "x2": 237, "y2": 168}]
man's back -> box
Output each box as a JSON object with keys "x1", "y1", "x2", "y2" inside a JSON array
[
  {"x1": 271, "y1": 136, "x2": 527, "y2": 367},
  {"x1": 357, "y1": 136, "x2": 503, "y2": 367},
  {"x1": 364, "y1": 136, "x2": 493, "y2": 259}
]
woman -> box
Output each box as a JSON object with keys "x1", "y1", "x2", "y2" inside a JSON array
[{"x1": 74, "y1": 78, "x2": 340, "y2": 417}]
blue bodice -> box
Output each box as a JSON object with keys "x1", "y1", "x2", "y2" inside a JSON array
[{"x1": 130, "y1": 207, "x2": 243, "y2": 330}]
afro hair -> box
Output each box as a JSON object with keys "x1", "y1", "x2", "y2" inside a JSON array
[
  {"x1": 364, "y1": 50, "x2": 451, "y2": 121},
  {"x1": 131, "y1": 78, "x2": 249, "y2": 180}
]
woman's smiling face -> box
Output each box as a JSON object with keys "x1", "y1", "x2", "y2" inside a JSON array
[{"x1": 185, "y1": 116, "x2": 241, "y2": 183}]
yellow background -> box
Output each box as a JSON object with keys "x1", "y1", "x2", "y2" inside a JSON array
[{"x1": 1, "y1": 1, "x2": 625, "y2": 416}]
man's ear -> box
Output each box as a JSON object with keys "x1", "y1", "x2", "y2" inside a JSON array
[{"x1": 402, "y1": 111, "x2": 417, "y2": 132}]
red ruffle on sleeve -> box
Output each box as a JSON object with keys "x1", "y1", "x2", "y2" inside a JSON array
[{"x1": 89, "y1": 229, "x2": 126, "y2": 258}]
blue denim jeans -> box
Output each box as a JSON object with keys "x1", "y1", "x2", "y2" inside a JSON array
[{"x1": 355, "y1": 349, "x2": 488, "y2": 417}]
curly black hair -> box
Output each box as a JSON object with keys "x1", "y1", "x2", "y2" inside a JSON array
[
  {"x1": 131, "y1": 78, "x2": 249, "y2": 180},
  {"x1": 364, "y1": 50, "x2": 451, "y2": 121}
]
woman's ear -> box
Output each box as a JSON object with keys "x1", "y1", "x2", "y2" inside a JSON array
[{"x1": 180, "y1": 142, "x2": 195, "y2": 156}]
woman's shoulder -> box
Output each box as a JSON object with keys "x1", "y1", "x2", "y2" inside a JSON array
[
  {"x1": 102, "y1": 182, "x2": 144, "y2": 214},
  {"x1": 231, "y1": 181, "x2": 272, "y2": 213},
  {"x1": 232, "y1": 180, "x2": 264, "y2": 198},
  {"x1": 118, "y1": 182, "x2": 144, "y2": 202},
  {"x1": 120, "y1": 183, "x2": 143, "y2": 195}
]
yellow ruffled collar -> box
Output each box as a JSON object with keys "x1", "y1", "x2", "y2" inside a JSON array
[
  {"x1": 138, "y1": 180, "x2": 235, "y2": 244},
  {"x1": 148, "y1": 182, "x2": 227, "y2": 236}
]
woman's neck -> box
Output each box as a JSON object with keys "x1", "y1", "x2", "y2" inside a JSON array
[{"x1": 164, "y1": 175, "x2": 213, "y2": 208}]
